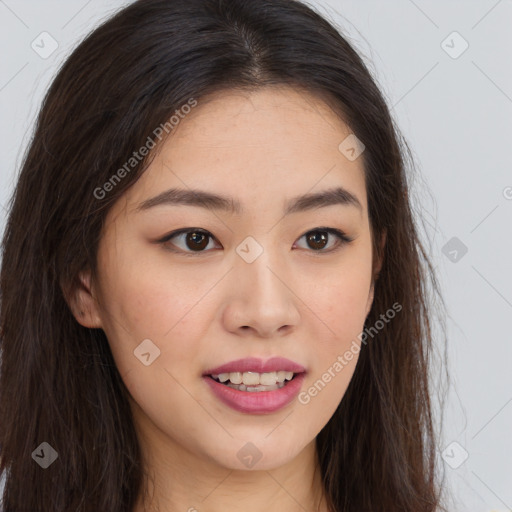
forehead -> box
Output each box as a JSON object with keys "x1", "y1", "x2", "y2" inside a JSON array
[
  {"x1": 120, "y1": 86, "x2": 368, "y2": 216},
  {"x1": 169, "y1": 86, "x2": 353, "y2": 151}
]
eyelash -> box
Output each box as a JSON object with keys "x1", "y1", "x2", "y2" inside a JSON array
[{"x1": 157, "y1": 227, "x2": 354, "y2": 256}]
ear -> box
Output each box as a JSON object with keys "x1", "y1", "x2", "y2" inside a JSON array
[
  {"x1": 373, "y1": 229, "x2": 387, "y2": 279},
  {"x1": 63, "y1": 269, "x2": 103, "y2": 329},
  {"x1": 365, "y1": 230, "x2": 387, "y2": 317},
  {"x1": 365, "y1": 282, "x2": 375, "y2": 318}
]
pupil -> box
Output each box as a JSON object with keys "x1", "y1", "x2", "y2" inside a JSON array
[
  {"x1": 308, "y1": 231, "x2": 327, "y2": 250},
  {"x1": 186, "y1": 232, "x2": 208, "y2": 251}
]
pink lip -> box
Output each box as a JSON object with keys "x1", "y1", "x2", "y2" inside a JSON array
[
  {"x1": 203, "y1": 357, "x2": 306, "y2": 376},
  {"x1": 203, "y1": 372, "x2": 306, "y2": 414}
]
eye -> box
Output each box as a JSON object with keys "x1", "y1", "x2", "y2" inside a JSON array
[
  {"x1": 158, "y1": 227, "x2": 353, "y2": 255},
  {"x1": 293, "y1": 227, "x2": 353, "y2": 252},
  {"x1": 159, "y1": 228, "x2": 220, "y2": 254}
]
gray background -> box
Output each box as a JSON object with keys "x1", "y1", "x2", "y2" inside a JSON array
[{"x1": 0, "y1": 1, "x2": 511, "y2": 510}]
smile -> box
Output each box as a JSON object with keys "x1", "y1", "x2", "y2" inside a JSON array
[{"x1": 209, "y1": 370, "x2": 296, "y2": 391}]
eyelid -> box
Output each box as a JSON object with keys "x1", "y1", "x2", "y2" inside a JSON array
[
  {"x1": 157, "y1": 226, "x2": 353, "y2": 255},
  {"x1": 158, "y1": 228, "x2": 221, "y2": 256},
  {"x1": 293, "y1": 227, "x2": 354, "y2": 251},
  {"x1": 159, "y1": 227, "x2": 213, "y2": 242}
]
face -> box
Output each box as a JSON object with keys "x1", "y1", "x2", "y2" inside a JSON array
[{"x1": 74, "y1": 86, "x2": 378, "y2": 472}]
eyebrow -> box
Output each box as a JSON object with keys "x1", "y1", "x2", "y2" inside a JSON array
[{"x1": 135, "y1": 186, "x2": 363, "y2": 215}]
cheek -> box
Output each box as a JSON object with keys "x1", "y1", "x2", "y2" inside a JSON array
[
  {"x1": 96, "y1": 235, "x2": 198, "y2": 335},
  {"x1": 96, "y1": 254, "x2": 217, "y2": 384},
  {"x1": 299, "y1": 256, "x2": 372, "y2": 342},
  {"x1": 297, "y1": 277, "x2": 366, "y2": 430},
  {"x1": 294, "y1": 249, "x2": 372, "y2": 408}
]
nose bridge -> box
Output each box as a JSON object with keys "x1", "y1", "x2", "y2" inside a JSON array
[
  {"x1": 226, "y1": 234, "x2": 300, "y2": 335},
  {"x1": 235, "y1": 235, "x2": 285, "y2": 299}
]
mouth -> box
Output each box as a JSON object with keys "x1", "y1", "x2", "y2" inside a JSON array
[
  {"x1": 207, "y1": 370, "x2": 299, "y2": 392},
  {"x1": 202, "y1": 357, "x2": 306, "y2": 413},
  {"x1": 203, "y1": 370, "x2": 307, "y2": 414}
]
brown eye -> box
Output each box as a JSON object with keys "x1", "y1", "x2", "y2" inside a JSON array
[
  {"x1": 294, "y1": 228, "x2": 352, "y2": 252},
  {"x1": 160, "y1": 228, "x2": 219, "y2": 254},
  {"x1": 185, "y1": 231, "x2": 210, "y2": 251},
  {"x1": 306, "y1": 231, "x2": 328, "y2": 250}
]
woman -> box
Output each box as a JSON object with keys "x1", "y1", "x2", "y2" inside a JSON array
[{"x1": 0, "y1": 0, "x2": 447, "y2": 510}]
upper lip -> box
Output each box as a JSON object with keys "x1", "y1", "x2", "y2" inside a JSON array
[{"x1": 203, "y1": 357, "x2": 306, "y2": 376}]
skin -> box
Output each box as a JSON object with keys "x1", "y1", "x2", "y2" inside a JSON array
[{"x1": 69, "y1": 86, "x2": 383, "y2": 512}]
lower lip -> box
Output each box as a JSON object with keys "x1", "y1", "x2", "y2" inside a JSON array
[{"x1": 203, "y1": 373, "x2": 306, "y2": 414}]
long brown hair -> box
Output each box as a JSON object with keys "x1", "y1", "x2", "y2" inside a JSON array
[{"x1": 0, "y1": 0, "x2": 448, "y2": 510}]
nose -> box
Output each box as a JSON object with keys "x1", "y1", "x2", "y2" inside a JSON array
[{"x1": 221, "y1": 247, "x2": 301, "y2": 338}]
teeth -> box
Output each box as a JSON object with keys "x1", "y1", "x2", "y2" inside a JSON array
[
  {"x1": 211, "y1": 370, "x2": 296, "y2": 386},
  {"x1": 243, "y1": 371, "x2": 261, "y2": 386},
  {"x1": 277, "y1": 371, "x2": 287, "y2": 383},
  {"x1": 229, "y1": 372, "x2": 242, "y2": 384},
  {"x1": 225, "y1": 382, "x2": 286, "y2": 392}
]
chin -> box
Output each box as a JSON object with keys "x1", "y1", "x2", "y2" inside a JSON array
[{"x1": 205, "y1": 435, "x2": 309, "y2": 471}]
